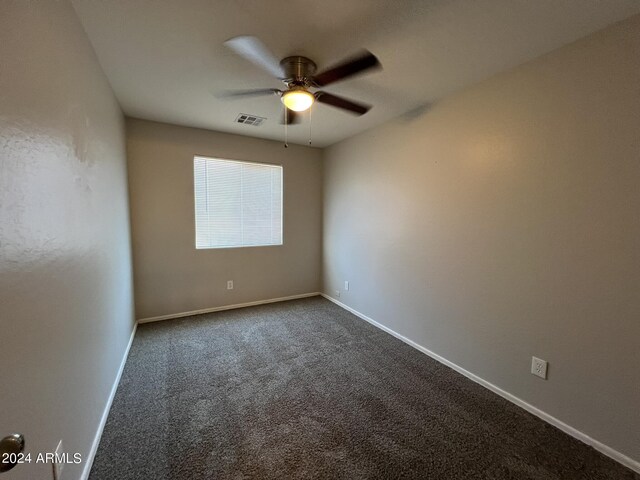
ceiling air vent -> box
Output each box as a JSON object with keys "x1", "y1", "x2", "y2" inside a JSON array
[{"x1": 235, "y1": 113, "x2": 265, "y2": 126}]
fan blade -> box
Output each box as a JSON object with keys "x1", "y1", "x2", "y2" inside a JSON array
[
  {"x1": 315, "y1": 92, "x2": 371, "y2": 115},
  {"x1": 217, "y1": 88, "x2": 281, "y2": 99},
  {"x1": 224, "y1": 36, "x2": 284, "y2": 78},
  {"x1": 281, "y1": 108, "x2": 301, "y2": 125},
  {"x1": 312, "y1": 50, "x2": 380, "y2": 87}
]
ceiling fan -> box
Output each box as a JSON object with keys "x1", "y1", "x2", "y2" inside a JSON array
[{"x1": 222, "y1": 36, "x2": 381, "y2": 125}]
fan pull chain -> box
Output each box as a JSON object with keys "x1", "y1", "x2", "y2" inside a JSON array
[
  {"x1": 308, "y1": 105, "x2": 312, "y2": 146},
  {"x1": 284, "y1": 108, "x2": 289, "y2": 148}
]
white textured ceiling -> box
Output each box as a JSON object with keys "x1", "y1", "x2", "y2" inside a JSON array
[{"x1": 71, "y1": 0, "x2": 640, "y2": 147}]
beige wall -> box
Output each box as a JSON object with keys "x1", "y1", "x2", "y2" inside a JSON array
[
  {"x1": 126, "y1": 118, "x2": 322, "y2": 319},
  {"x1": 0, "y1": 2, "x2": 135, "y2": 480},
  {"x1": 323, "y1": 15, "x2": 640, "y2": 463}
]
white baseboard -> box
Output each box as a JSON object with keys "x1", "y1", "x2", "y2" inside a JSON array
[
  {"x1": 80, "y1": 322, "x2": 138, "y2": 480},
  {"x1": 137, "y1": 292, "x2": 321, "y2": 324},
  {"x1": 321, "y1": 293, "x2": 640, "y2": 474}
]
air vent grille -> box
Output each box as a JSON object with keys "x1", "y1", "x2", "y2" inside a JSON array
[{"x1": 236, "y1": 114, "x2": 265, "y2": 126}]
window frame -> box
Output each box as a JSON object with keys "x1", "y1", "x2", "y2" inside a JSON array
[{"x1": 193, "y1": 154, "x2": 284, "y2": 250}]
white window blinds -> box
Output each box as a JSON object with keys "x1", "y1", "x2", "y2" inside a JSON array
[{"x1": 194, "y1": 156, "x2": 283, "y2": 249}]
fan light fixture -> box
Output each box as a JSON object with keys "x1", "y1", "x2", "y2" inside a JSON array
[{"x1": 281, "y1": 89, "x2": 315, "y2": 112}]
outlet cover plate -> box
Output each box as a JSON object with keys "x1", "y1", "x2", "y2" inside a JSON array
[{"x1": 531, "y1": 356, "x2": 548, "y2": 379}]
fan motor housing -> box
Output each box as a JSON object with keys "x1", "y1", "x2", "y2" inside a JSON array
[{"x1": 280, "y1": 56, "x2": 317, "y2": 85}]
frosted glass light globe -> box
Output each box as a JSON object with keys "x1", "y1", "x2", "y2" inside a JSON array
[{"x1": 281, "y1": 89, "x2": 315, "y2": 112}]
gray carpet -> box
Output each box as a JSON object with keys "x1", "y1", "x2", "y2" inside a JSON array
[{"x1": 89, "y1": 297, "x2": 638, "y2": 479}]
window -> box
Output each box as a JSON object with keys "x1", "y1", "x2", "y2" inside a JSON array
[{"x1": 194, "y1": 156, "x2": 283, "y2": 249}]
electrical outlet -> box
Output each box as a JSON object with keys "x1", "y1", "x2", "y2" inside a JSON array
[
  {"x1": 531, "y1": 356, "x2": 548, "y2": 379},
  {"x1": 344, "y1": 281, "x2": 349, "y2": 291},
  {"x1": 53, "y1": 440, "x2": 63, "y2": 480},
  {"x1": 335, "y1": 290, "x2": 340, "y2": 298},
  {"x1": 227, "y1": 280, "x2": 233, "y2": 290}
]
